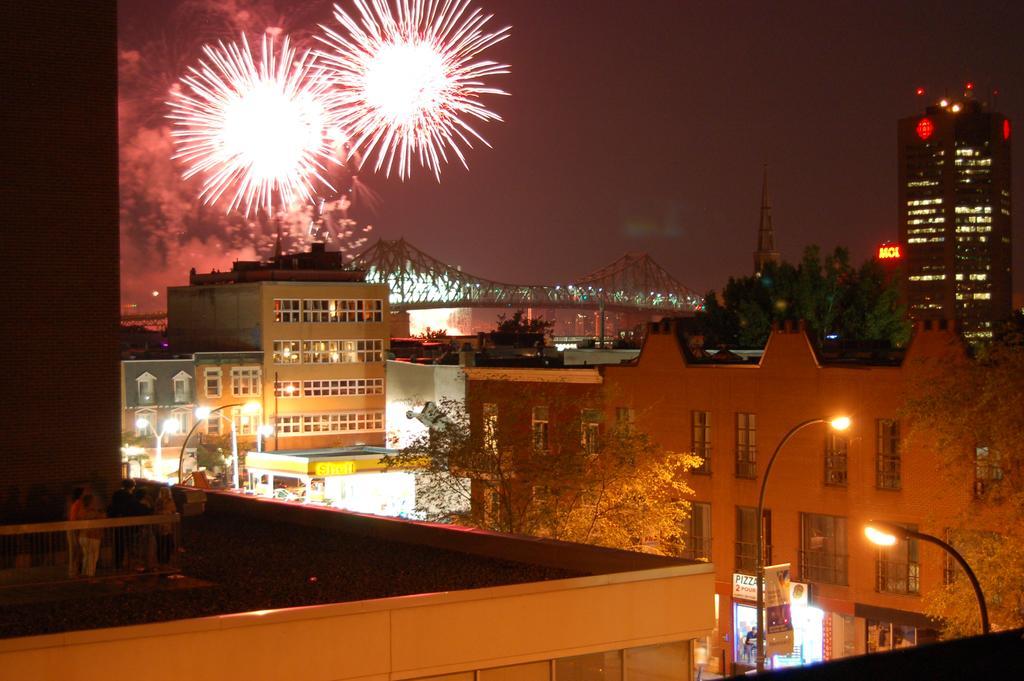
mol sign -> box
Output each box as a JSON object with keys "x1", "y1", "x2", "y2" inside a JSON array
[{"x1": 877, "y1": 244, "x2": 902, "y2": 260}]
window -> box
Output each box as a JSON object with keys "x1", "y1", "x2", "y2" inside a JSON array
[
  {"x1": 231, "y1": 367, "x2": 261, "y2": 396},
  {"x1": 876, "y1": 419, "x2": 901, "y2": 490},
  {"x1": 875, "y1": 522, "x2": 919, "y2": 595},
  {"x1": 691, "y1": 411, "x2": 711, "y2": 474},
  {"x1": 172, "y1": 371, "x2": 191, "y2": 404},
  {"x1": 736, "y1": 412, "x2": 757, "y2": 479},
  {"x1": 273, "y1": 298, "x2": 300, "y2": 323},
  {"x1": 231, "y1": 407, "x2": 258, "y2": 436},
  {"x1": 800, "y1": 513, "x2": 848, "y2": 585},
  {"x1": 274, "y1": 380, "x2": 302, "y2": 397},
  {"x1": 275, "y1": 411, "x2": 385, "y2": 436},
  {"x1": 301, "y1": 339, "x2": 383, "y2": 364},
  {"x1": 532, "y1": 406, "x2": 549, "y2": 451},
  {"x1": 581, "y1": 409, "x2": 601, "y2": 454},
  {"x1": 134, "y1": 408, "x2": 155, "y2": 436},
  {"x1": 273, "y1": 340, "x2": 301, "y2": 364},
  {"x1": 170, "y1": 408, "x2": 191, "y2": 436},
  {"x1": 206, "y1": 414, "x2": 221, "y2": 436},
  {"x1": 867, "y1": 620, "x2": 917, "y2": 654},
  {"x1": 615, "y1": 407, "x2": 634, "y2": 433},
  {"x1": 824, "y1": 432, "x2": 848, "y2": 486},
  {"x1": 301, "y1": 299, "x2": 384, "y2": 323},
  {"x1": 736, "y1": 506, "x2": 769, "y2": 574},
  {"x1": 204, "y1": 368, "x2": 221, "y2": 398},
  {"x1": 136, "y1": 372, "x2": 156, "y2": 404},
  {"x1": 483, "y1": 403, "x2": 498, "y2": 453},
  {"x1": 302, "y1": 378, "x2": 384, "y2": 396},
  {"x1": 974, "y1": 446, "x2": 1003, "y2": 497},
  {"x1": 682, "y1": 502, "x2": 711, "y2": 561}
]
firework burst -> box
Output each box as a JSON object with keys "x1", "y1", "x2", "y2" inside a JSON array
[
  {"x1": 316, "y1": 0, "x2": 510, "y2": 180},
  {"x1": 167, "y1": 33, "x2": 339, "y2": 215}
]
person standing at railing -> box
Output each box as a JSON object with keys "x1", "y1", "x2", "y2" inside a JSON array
[
  {"x1": 65, "y1": 487, "x2": 85, "y2": 578},
  {"x1": 154, "y1": 487, "x2": 177, "y2": 566},
  {"x1": 108, "y1": 479, "x2": 136, "y2": 569},
  {"x1": 77, "y1": 495, "x2": 105, "y2": 578}
]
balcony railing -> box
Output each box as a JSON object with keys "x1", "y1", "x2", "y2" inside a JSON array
[
  {"x1": 876, "y1": 454, "x2": 901, "y2": 490},
  {"x1": 682, "y1": 536, "x2": 712, "y2": 561},
  {"x1": 799, "y1": 550, "x2": 848, "y2": 585},
  {"x1": 824, "y1": 455, "x2": 848, "y2": 486},
  {"x1": 734, "y1": 541, "x2": 772, "y2": 574},
  {"x1": 0, "y1": 515, "x2": 181, "y2": 586},
  {"x1": 876, "y1": 559, "x2": 920, "y2": 595},
  {"x1": 735, "y1": 450, "x2": 757, "y2": 479}
]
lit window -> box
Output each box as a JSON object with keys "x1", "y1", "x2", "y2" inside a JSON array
[
  {"x1": 825, "y1": 432, "x2": 848, "y2": 486},
  {"x1": 875, "y1": 522, "x2": 919, "y2": 595},
  {"x1": 275, "y1": 411, "x2": 385, "y2": 436},
  {"x1": 170, "y1": 408, "x2": 191, "y2": 436},
  {"x1": 273, "y1": 340, "x2": 301, "y2": 364},
  {"x1": 273, "y1": 299, "x2": 300, "y2": 323},
  {"x1": 134, "y1": 408, "x2": 155, "y2": 436},
  {"x1": 136, "y1": 372, "x2": 156, "y2": 404},
  {"x1": 274, "y1": 380, "x2": 302, "y2": 397},
  {"x1": 301, "y1": 339, "x2": 383, "y2": 364},
  {"x1": 483, "y1": 403, "x2": 498, "y2": 453},
  {"x1": 800, "y1": 513, "x2": 848, "y2": 585}
]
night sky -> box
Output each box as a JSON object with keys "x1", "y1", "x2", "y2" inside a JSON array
[{"x1": 119, "y1": 0, "x2": 1024, "y2": 308}]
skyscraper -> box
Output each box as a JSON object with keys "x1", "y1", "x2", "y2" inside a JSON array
[
  {"x1": 898, "y1": 91, "x2": 1012, "y2": 341},
  {"x1": 754, "y1": 165, "x2": 781, "y2": 275}
]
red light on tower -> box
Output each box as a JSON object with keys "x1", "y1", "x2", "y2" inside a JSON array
[
  {"x1": 915, "y1": 86, "x2": 925, "y2": 96},
  {"x1": 965, "y1": 81, "x2": 974, "y2": 91},
  {"x1": 916, "y1": 118, "x2": 934, "y2": 140},
  {"x1": 1004, "y1": 119, "x2": 1011, "y2": 141}
]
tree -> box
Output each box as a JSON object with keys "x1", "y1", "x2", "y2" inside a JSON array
[
  {"x1": 386, "y1": 397, "x2": 702, "y2": 555},
  {"x1": 495, "y1": 309, "x2": 555, "y2": 336},
  {"x1": 697, "y1": 246, "x2": 910, "y2": 347},
  {"x1": 900, "y1": 337, "x2": 1024, "y2": 635},
  {"x1": 418, "y1": 327, "x2": 448, "y2": 340}
]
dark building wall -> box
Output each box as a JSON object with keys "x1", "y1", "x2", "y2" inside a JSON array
[
  {"x1": 3, "y1": 3, "x2": 121, "y2": 520},
  {"x1": 168, "y1": 284, "x2": 263, "y2": 353}
]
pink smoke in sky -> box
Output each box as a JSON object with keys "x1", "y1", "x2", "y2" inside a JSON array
[{"x1": 118, "y1": 0, "x2": 366, "y2": 313}]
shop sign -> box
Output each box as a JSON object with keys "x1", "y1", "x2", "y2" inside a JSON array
[
  {"x1": 732, "y1": 573, "x2": 758, "y2": 601},
  {"x1": 313, "y1": 461, "x2": 357, "y2": 476}
]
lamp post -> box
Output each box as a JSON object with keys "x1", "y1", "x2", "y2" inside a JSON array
[
  {"x1": 755, "y1": 415, "x2": 851, "y2": 672},
  {"x1": 135, "y1": 417, "x2": 181, "y2": 482},
  {"x1": 865, "y1": 520, "x2": 989, "y2": 635},
  {"x1": 256, "y1": 424, "x2": 274, "y2": 453},
  {"x1": 177, "y1": 401, "x2": 261, "y2": 487}
]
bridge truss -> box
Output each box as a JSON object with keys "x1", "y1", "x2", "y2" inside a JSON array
[{"x1": 351, "y1": 239, "x2": 703, "y2": 313}]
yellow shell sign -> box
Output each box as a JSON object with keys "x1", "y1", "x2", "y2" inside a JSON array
[{"x1": 313, "y1": 461, "x2": 357, "y2": 476}]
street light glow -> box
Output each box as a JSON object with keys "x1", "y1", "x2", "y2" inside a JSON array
[
  {"x1": 162, "y1": 419, "x2": 180, "y2": 434},
  {"x1": 864, "y1": 525, "x2": 898, "y2": 546},
  {"x1": 259, "y1": 424, "x2": 275, "y2": 437},
  {"x1": 242, "y1": 401, "x2": 262, "y2": 414},
  {"x1": 195, "y1": 406, "x2": 212, "y2": 420},
  {"x1": 829, "y1": 416, "x2": 851, "y2": 431},
  {"x1": 135, "y1": 417, "x2": 150, "y2": 430}
]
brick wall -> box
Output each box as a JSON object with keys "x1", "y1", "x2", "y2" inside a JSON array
[{"x1": 3, "y1": 3, "x2": 121, "y2": 520}]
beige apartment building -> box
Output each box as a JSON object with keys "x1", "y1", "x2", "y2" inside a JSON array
[{"x1": 169, "y1": 245, "x2": 389, "y2": 451}]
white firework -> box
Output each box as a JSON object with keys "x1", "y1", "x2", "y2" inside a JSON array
[
  {"x1": 316, "y1": 0, "x2": 511, "y2": 180},
  {"x1": 168, "y1": 33, "x2": 339, "y2": 215}
]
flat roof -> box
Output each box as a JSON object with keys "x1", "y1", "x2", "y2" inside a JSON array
[{"x1": 1, "y1": 493, "x2": 703, "y2": 639}]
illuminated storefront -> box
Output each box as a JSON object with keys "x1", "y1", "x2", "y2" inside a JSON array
[
  {"x1": 730, "y1": 573, "x2": 825, "y2": 671},
  {"x1": 245, "y1": 446, "x2": 421, "y2": 518}
]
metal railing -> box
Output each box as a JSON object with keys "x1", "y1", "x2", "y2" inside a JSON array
[
  {"x1": 876, "y1": 454, "x2": 901, "y2": 490},
  {"x1": 681, "y1": 536, "x2": 712, "y2": 561},
  {"x1": 735, "y1": 541, "x2": 772, "y2": 574},
  {"x1": 799, "y1": 550, "x2": 849, "y2": 585},
  {"x1": 876, "y1": 559, "x2": 920, "y2": 594},
  {"x1": 0, "y1": 515, "x2": 181, "y2": 586}
]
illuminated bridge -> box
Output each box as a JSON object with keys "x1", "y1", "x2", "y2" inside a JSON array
[
  {"x1": 120, "y1": 239, "x2": 702, "y2": 330},
  {"x1": 352, "y1": 238, "x2": 703, "y2": 314}
]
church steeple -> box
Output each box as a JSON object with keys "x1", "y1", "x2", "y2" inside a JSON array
[{"x1": 754, "y1": 164, "x2": 781, "y2": 274}]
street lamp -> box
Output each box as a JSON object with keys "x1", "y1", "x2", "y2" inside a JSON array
[
  {"x1": 864, "y1": 520, "x2": 989, "y2": 635},
  {"x1": 176, "y1": 400, "x2": 262, "y2": 488},
  {"x1": 256, "y1": 423, "x2": 274, "y2": 453},
  {"x1": 755, "y1": 415, "x2": 850, "y2": 672},
  {"x1": 135, "y1": 416, "x2": 180, "y2": 482}
]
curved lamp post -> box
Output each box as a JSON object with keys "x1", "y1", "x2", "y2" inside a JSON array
[
  {"x1": 177, "y1": 401, "x2": 261, "y2": 486},
  {"x1": 756, "y1": 415, "x2": 851, "y2": 672},
  {"x1": 865, "y1": 520, "x2": 989, "y2": 635},
  {"x1": 135, "y1": 417, "x2": 180, "y2": 482}
]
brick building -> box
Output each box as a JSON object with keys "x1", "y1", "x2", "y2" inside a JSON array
[{"x1": 465, "y1": 318, "x2": 976, "y2": 673}]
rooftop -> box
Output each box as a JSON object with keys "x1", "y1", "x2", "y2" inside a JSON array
[{"x1": 188, "y1": 243, "x2": 367, "y2": 285}]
